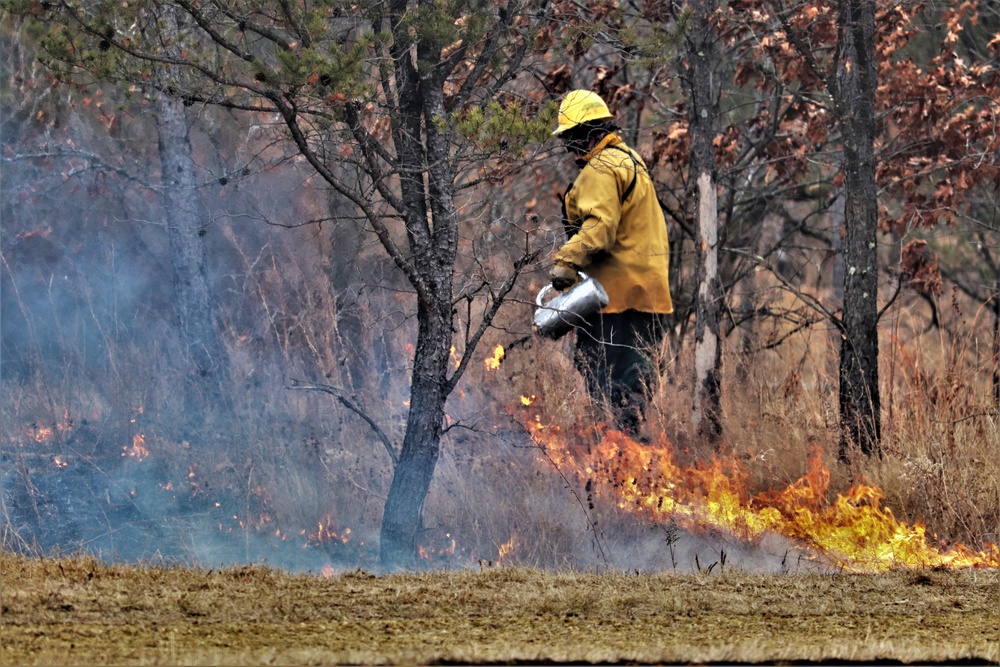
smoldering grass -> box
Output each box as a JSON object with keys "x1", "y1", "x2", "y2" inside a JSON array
[{"x1": 4, "y1": 202, "x2": 1000, "y2": 573}]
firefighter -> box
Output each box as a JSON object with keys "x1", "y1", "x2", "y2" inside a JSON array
[{"x1": 549, "y1": 89, "x2": 673, "y2": 436}]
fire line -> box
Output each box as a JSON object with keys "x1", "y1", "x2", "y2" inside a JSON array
[{"x1": 515, "y1": 404, "x2": 1000, "y2": 572}]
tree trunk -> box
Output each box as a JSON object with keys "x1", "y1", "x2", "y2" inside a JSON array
[
  {"x1": 320, "y1": 190, "x2": 370, "y2": 391},
  {"x1": 155, "y1": 95, "x2": 226, "y2": 383},
  {"x1": 378, "y1": 296, "x2": 452, "y2": 567},
  {"x1": 975, "y1": 232, "x2": 1000, "y2": 408},
  {"x1": 993, "y1": 293, "x2": 999, "y2": 407},
  {"x1": 377, "y1": 44, "x2": 459, "y2": 568},
  {"x1": 693, "y1": 173, "x2": 722, "y2": 440},
  {"x1": 153, "y1": 8, "x2": 228, "y2": 399},
  {"x1": 835, "y1": 0, "x2": 881, "y2": 458},
  {"x1": 829, "y1": 191, "x2": 846, "y2": 306},
  {"x1": 684, "y1": 0, "x2": 723, "y2": 443}
]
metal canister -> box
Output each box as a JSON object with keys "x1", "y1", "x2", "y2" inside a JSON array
[{"x1": 533, "y1": 272, "x2": 609, "y2": 339}]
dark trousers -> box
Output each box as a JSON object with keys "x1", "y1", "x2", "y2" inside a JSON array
[{"x1": 574, "y1": 310, "x2": 667, "y2": 435}]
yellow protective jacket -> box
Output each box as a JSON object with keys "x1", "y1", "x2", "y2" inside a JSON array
[{"x1": 555, "y1": 133, "x2": 673, "y2": 314}]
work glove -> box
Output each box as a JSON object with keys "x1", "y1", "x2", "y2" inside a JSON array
[{"x1": 549, "y1": 262, "x2": 580, "y2": 291}]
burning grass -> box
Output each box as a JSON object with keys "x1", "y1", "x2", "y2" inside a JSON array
[
  {"x1": 512, "y1": 400, "x2": 1000, "y2": 572},
  {"x1": 4, "y1": 317, "x2": 1000, "y2": 576},
  {"x1": 3, "y1": 244, "x2": 999, "y2": 579},
  {"x1": 2, "y1": 553, "x2": 999, "y2": 665}
]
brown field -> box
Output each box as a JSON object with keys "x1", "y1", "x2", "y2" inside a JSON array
[{"x1": 2, "y1": 553, "x2": 998, "y2": 666}]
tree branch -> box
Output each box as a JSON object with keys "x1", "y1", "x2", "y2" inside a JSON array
[
  {"x1": 731, "y1": 248, "x2": 843, "y2": 332},
  {"x1": 767, "y1": 0, "x2": 837, "y2": 100},
  {"x1": 445, "y1": 240, "x2": 543, "y2": 393},
  {"x1": 271, "y1": 95, "x2": 429, "y2": 298},
  {"x1": 876, "y1": 272, "x2": 905, "y2": 323},
  {"x1": 288, "y1": 380, "x2": 399, "y2": 466}
]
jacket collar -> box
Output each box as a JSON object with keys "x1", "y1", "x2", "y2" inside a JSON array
[{"x1": 581, "y1": 132, "x2": 623, "y2": 162}]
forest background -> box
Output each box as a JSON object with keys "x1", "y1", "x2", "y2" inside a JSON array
[{"x1": 1, "y1": 0, "x2": 999, "y2": 572}]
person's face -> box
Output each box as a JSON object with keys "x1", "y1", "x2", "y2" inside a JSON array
[{"x1": 560, "y1": 125, "x2": 600, "y2": 156}]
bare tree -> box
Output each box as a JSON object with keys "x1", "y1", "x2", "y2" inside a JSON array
[
  {"x1": 152, "y1": 5, "x2": 230, "y2": 404},
  {"x1": 22, "y1": 0, "x2": 555, "y2": 567},
  {"x1": 681, "y1": 0, "x2": 724, "y2": 443},
  {"x1": 831, "y1": 0, "x2": 880, "y2": 458}
]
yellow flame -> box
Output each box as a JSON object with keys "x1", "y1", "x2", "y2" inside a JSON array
[
  {"x1": 484, "y1": 344, "x2": 505, "y2": 370},
  {"x1": 34, "y1": 427, "x2": 55, "y2": 442},
  {"x1": 497, "y1": 533, "x2": 519, "y2": 563},
  {"x1": 418, "y1": 533, "x2": 458, "y2": 560},
  {"x1": 308, "y1": 516, "x2": 351, "y2": 546},
  {"x1": 17, "y1": 408, "x2": 75, "y2": 444},
  {"x1": 516, "y1": 405, "x2": 1000, "y2": 572},
  {"x1": 520, "y1": 395, "x2": 534, "y2": 406}
]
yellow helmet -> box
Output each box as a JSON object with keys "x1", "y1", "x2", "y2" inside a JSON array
[{"x1": 552, "y1": 90, "x2": 613, "y2": 136}]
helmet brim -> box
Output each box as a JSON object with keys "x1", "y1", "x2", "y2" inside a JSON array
[
  {"x1": 552, "y1": 115, "x2": 613, "y2": 138},
  {"x1": 551, "y1": 122, "x2": 575, "y2": 136}
]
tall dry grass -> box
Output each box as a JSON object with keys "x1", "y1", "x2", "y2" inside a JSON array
[
  {"x1": 873, "y1": 290, "x2": 1000, "y2": 546},
  {"x1": 3, "y1": 215, "x2": 999, "y2": 569}
]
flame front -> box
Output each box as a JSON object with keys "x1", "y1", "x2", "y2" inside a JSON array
[
  {"x1": 496, "y1": 533, "x2": 519, "y2": 564},
  {"x1": 518, "y1": 405, "x2": 1000, "y2": 572},
  {"x1": 484, "y1": 344, "x2": 505, "y2": 371},
  {"x1": 307, "y1": 519, "x2": 352, "y2": 547},
  {"x1": 123, "y1": 433, "x2": 150, "y2": 461}
]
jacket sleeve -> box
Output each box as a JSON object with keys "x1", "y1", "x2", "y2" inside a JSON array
[
  {"x1": 553, "y1": 166, "x2": 622, "y2": 269},
  {"x1": 560, "y1": 184, "x2": 580, "y2": 240}
]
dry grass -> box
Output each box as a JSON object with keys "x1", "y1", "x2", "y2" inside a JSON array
[
  {"x1": 3, "y1": 216, "x2": 999, "y2": 573},
  {"x1": 2, "y1": 553, "x2": 998, "y2": 666},
  {"x1": 638, "y1": 282, "x2": 1000, "y2": 551}
]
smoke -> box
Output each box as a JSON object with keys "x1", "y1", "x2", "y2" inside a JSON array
[
  {"x1": 0, "y1": 50, "x2": 837, "y2": 578},
  {"x1": 615, "y1": 524, "x2": 832, "y2": 574},
  {"x1": 0, "y1": 92, "x2": 386, "y2": 571}
]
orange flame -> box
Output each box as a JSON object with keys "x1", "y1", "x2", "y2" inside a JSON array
[
  {"x1": 484, "y1": 344, "x2": 505, "y2": 370},
  {"x1": 123, "y1": 433, "x2": 150, "y2": 461},
  {"x1": 32, "y1": 427, "x2": 56, "y2": 443},
  {"x1": 418, "y1": 533, "x2": 457, "y2": 560},
  {"x1": 14, "y1": 408, "x2": 75, "y2": 445},
  {"x1": 517, "y1": 405, "x2": 1000, "y2": 572},
  {"x1": 307, "y1": 518, "x2": 352, "y2": 547},
  {"x1": 496, "y1": 533, "x2": 519, "y2": 564}
]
